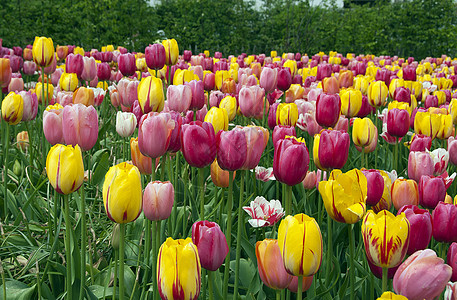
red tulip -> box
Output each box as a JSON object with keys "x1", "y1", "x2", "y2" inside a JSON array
[
  {"x1": 432, "y1": 202, "x2": 457, "y2": 243},
  {"x1": 181, "y1": 121, "x2": 216, "y2": 168},
  {"x1": 397, "y1": 205, "x2": 432, "y2": 255},
  {"x1": 273, "y1": 136, "x2": 309, "y2": 186},
  {"x1": 185, "y1": 80, "x2": 205, "y2": 111},
  {"x1": 143, "y1": 181, "x2": 174, "y2": 221},
  {"x1": 315, "y1": 93, "x2": 341, "y2": 128},
  {"x1": 62, "y1": 104, "x2": 99, "y2": 151},
  {"x1": 97, "y1": 62, "x2": 111, "y2": 81},
  {"x1": 138, "y1": 112, "x2": 175, "y2": 159},
  {"x1": 313, "y1": 129, "x2": 349, "y2": 170},
  {"x1": 387, "y1": 108, "x2": 410, "y2": 137},
  {"x1": 277, "y1": 68, "x2": 292, "y2": 91},
  {"x1": 192, "y1": 221, "x2": 229, "y2": 271},
  {"x1": 362, "y1": 169, "x2": 384, "y2": 206},
  {"x1": 145, "y1": 44, "x2": 166, "y2": 70},
  {"x1": 118, "y1": 53, "x2": 136, "y2": 77},
  {"x1": 316, "y1": 63, "x2": 332, "y2": 81}
]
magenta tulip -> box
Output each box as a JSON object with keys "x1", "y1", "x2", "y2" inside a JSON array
[
  {"x1": 276, "y1": 68, "x2": 292, "y2": 91},
  {"x1": 375, "y1": 68, "x2": 392, "y2": 86},
  {"x1": 138, "y1": 112, "x2": 175, "y2": 159},
  {"x1": 181, "y1": 121, "x2": 216, "y2": 168},
  {"x1": 192, "y1": 220, "x2": 229, "y2": 271},
  {"x1": 118, "y1": 53, "x2": 136, "y2": 77},
  {"x1": 166, "y1": 84, "x2": 192, "y2": 113},
  {"x1": 424, "y1": 95, "x2": 439, "y2": 109},
  {"x1": 362, "y1": 169, "x2": 384, "y2": 206},
  {"x1": 418, "y1": 175, "x2": 446, "y2": 209},
  {"x1": 316, "y1": 63, "x2": 332, "y2": 81},
  {"x1": 272, "y1": 125, "x2": 296, "y2": 147},
  {"x1": 387, "y1": 108, "x2": 409, "y2": 137},
  {"x1": 273, "y1": 136, "x2": 309, "y2": 186},
  {"x1": 403, "y1": 65, "x2": 416, "y2": 81},
  {"x1": 145, "y1": 44, "x2": 166, "y2": 70},
  {"x1": 143, "y1": 181, "x2": 174, "y2": 221},
  {"x1": 216, "y1": 127, "x2": 247, "y2": 171},
  {"x1": 357, "y1": 94, "x2": 376, "y2": 118},
  {"x1": 397, "y1": 205, "x2": 432, "y2": 255},
  {"x1": 315, "y1": 93, "x2": 341, "y2": 128},
  {"x1": 315, "y1": 129, "x2": 350, "y2": 170},
  {"x1": 448, "y1": 136, "x2": 457, "y2": 165},
  {"x1": 62, "y1": 104, "x2": 99, "y2": 151},
  {"x1": 166, "y1": 111, "x2": 182, "y2": 153},
  {"x1": 409, "y1": 134, "x2": 432, "y2": 152},
  {"x1": 65, "y1": 53, "x2": 84, "y2": 78},
  {"x1": 97, "y1": 62, "x2": 111, "y2": 81},
  {"x1": 447, "y1": 242, "x2": 457, "y2": 282},
  {"x1": 203, "y1": 72, "x2": 215, "y2": 91},
  {"x1": 432, "y1": 202, "x2": 457, "y2": 243},
  {"x1": 185, "y1": 80, "x2": 205, "y2": 111}
]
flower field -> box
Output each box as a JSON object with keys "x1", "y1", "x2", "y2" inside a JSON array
[{"x1": 1, "y1": 36, "x2": 457, "y2": 300}]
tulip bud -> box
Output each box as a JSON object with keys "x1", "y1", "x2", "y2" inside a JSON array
[
  {"x1": 162, "y1": 39, "x2": 179, "y2": 66},
  {"x1": 315, "y1": 93, "x2": 341, "y2": 128},
  {"x1": 181, "y1": 121, "x2": 217, "y2": 168},
  {"x1": 116, "y1": 111, "x2": 137, "y2": 137},
  {"x1": 118, "y1": 53, "x2": 136, "y2": 77},
  {"x1": 276, "y1": 68, "x2": 292, "y2": 91},
  {"x1": 192, "y1": 220, "x2": 228, "y2": 271},
  {"x1": 273, "y1": 136, "x2": 309, "y2": 186},
  {"x1": 1, "y1": 91, "x2": 23, "y2": 125},
  {"x1": 143, "y1": 181, "x2": 174, "y2": 221},
  {"x1": 32, "y1": 36, "x2": 54, "y2": 67},
  {"x1": 362, "y1": 169, "x2": 384, "y2": 206},
  {"x1": 387, "y1": 108, "x2": 409, "y2": 138},
  {"x1": 397, "y1": 205, "x2": 432, "y2": 255},
  {"x1": 391, "y1": 179, "x2": 419, "y2": 210},
  {"x1": 432, "y1": 202, "x2": 457, "y2": 243},
  {"x1": 145, "y1": 44, "x2": 166, "y2": 70},
  {"x1": 313, "y1": 129, "x2": 350, "y2": 170}
]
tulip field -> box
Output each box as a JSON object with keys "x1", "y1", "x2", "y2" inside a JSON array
[{"x1": 2, "y1": 37, "x2": 457, "y2": 300}]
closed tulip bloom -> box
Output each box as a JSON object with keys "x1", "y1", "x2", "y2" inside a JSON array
[
  {"x1": 322, "y1": 76, "x2": 339, "y2": 94},
  {"x1": 260, "y1": 67, "x2": 278, "y2": 92},
  {"x1": 273, "y1": 136, "x2": 309, "y2": 186},
  {"x1": 116, "y1": 111, "x2": 137, "y2": 137},
  {"x1": 46, "y1": 144, "x2": 84, "y2": 194},
  {"x1": 157, "y1": 237, "x2": 201, "y2": 300},
  {"x1": 181, "y1": 121, "x2": 217, "y2": 168},
  {"x1": 340, "y1": 88, "x2": 362, "y2": 118},
  {"x1": 362, "y1": 210, "x2": 410, "y2": 268},
  {"x1": 22, "y1": 60, "x2": 36, "y2": 76},
  {"x1": 210, "y1": 159, "x2": 235, "y2": 188},
  {"x1": 432, "y1": 202, "x2": 457, "y2": 243},
  {"x1": 204, "y1": 107, "x2": 228, "y2": 134},
  {"x1": 402, "y1": 65, "x2": 416, "y2": 81},
  {"x1": 316, "y1": 63, "x2": 332, "y2": 81},
  {"x1": 239, "y1": 85, "x2": 266, "y2": 119},
  {"x1": 73, "y1": 87, "x2": 95, "y2": 106},
  {"x1": 216, "y1": 127, "x2": 247, "y2": 171},
  {"x1": 62, "y1": 104, "x2": 99, "y2": 151},
  {"x1": 56, "y1": 45, "x2": 69, "y2": 61},
  {"x1": 362, "y1": 169, "x2": 384, "y2": 207},
  {"x1": 338, "y1": 70, "x2": 354, "y2": 89},
  {"x1": 315, "y1": 93, "x2": 341, "y2": 128},
  {"x1": 277, "y1": 68, "x2": 292, "y2": 91},
  {"x1": 447, "y1": 243, "x2": 457, "y2": 282},
  {"x1": 130, "y1": 137, "x2": 153, "y2": 174},
  {"x1": 186, "y1": 80, "x2": 205, "y2": 111},
  {"x1": 118, "y1": 53, "x2": 136, "y2": 77},
  {"x1": 409, "y1": 133, "x2": 432, "y2": 152},
  {"x1": 414, "y1": 110, "x2": 441, "y2": 139},
  {"x1": 241, "y1": 126, "x2": 267, "y2": 170},
  {"x1": 448, "y1": 136, "x2": 457, "y2": 166},
  {"x1": 408, "y1": 151, "x2": 434, "y2": 182},
  {"x1": 0, "y1": 58, "x2": 12, "y2": 88},
  {"x1": 166, "y1": 111, "x2": 183, "y2": 153},
  {"x1": 203, "y1": 72, "x2": 215, "y2": 91},
  {"x1": 143, "y1": 181, "x2": 174, "y2": 221},
  {"x1": 117, "y1": 78, "x2": 139, "y2": 108},
  {"x1": 80, "y1": 56, "x2": 97, "y2": 82},
  {"x1": 319, "y1": 169, "x2": 367, "y2": 224},
  {"x1": 393, "y1": 249, "x2": 452, "y2": 300},
  {"x1": 19, "y1": 91, "x2": 38, "y2": 122},
  {"x1": 387, "y1": 108, "x2": 410, "y2": 137},
  {"x1": 393, "y1": 86, "x2": 411, "y2": 105},
  {"x1": 145, "y1": 44, "x2": 166, "y2": 70},
  {"x1": 103, "y1": 162, "x2": 142, "y2": 223},
  {"x1": 162, "y1": 39, "x2": 179, "y2": 66},
  {"x1": 138, "y1": 76, "x2": 164, "y2": 114},
  {"x1": 43, "y1": 104, "x2": 65, "y2": 145},
  {"x1": 357, "y1": 94, "x2": 376, "y2": 117},
  {"x1": 276, "y1": 103, "x2": 298, "y2": 127},
  {"x1": 352, "y1": 117, "x2": 377, "y2": 148},
  {"x1": 313, "y1": 129, "x2": 350, "y2": 170},
  {"x1": 138, "y1": 112, "x2": 174, "y2": 159},
  {"x1": 23, "y1": 48, "x2": 33, "y2": 61},
  {"x1": 35, "y1": 81, "x2": 54, "y2": 104},
  {"x1": 221, "y1": 77, "x2": 236, "y2": 94},
  {"x1": 166, "y1": 84, "x2": 191, "y2": 113},
  {"x1": 278, "y1": 214, "x2": 322, "y2": 276},
  {"x1": 391, "y1": 179, "x2": 419, "y2": 210},
  {"x1": 354, "y1": 75, "x2": 370, "y2": 95},
  {"x1": 192, "y1": 221, "x2": 228, "y2": 271},
  {"x1": 429, "y1": 148, "x2": 449, "y2": 176},
  {"x1": 256, "y1": 239, "x2": 293, "y2": 290},
  {"x1": 65, "y1": 53, "x2": 84, "y2": 78},
  {"x1": 272, "y1": 125, "x2": 296, "y2": 147},
  {"x1": 32, "y1": 36, "x2": 54, "y2": 67},
  {"x1": 97, "y1": 62, "x2": 111, "y2": 81},
  {"x1": 60, "y1": 72, "x2": 78, "y2": 92},
  {"x1": 436, "y1": 113, "x2": 453, "y2": 140},
  {"x1": 397, "y1": 205, "x2": 432, "y2": 255},
  {"x1": 219, "y1": 95, "x2": 237, "y2": 121},
  {"x1": 8, "y1": 76, "x2": 24, "y2": 93},
  {"x1": 368, "y1": 80, "x2": 388, "y2": 107},
  {"x1": 1, "y1": 91, "x2": 23, "y2": 125}
]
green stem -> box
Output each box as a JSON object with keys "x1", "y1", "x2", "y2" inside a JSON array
[
  {"x1": 141, "y1": 220, "x2": 151, "y2": 300},
  {"x1": 1, "y1": 258, "x2": 6, "y2": 300},
  {"x1": 222, "y1": 171, "x2": 234, "y2": 300},
  {"x1": 113, "y1": 249, "x2": 118, "y2": 300},
  {"x1": 152, "y1": 221, "x2": 159, "y2": 300},
  {"x1": 382, "y1": 267, "x2": 388, "y2": 293},
  {"x1": 171, "y1": 153, "x2": 179, "y2": 238},
  {"x1": 276, "y1": 290, "x2": 280, "y2": 300},
  {"x1": 183, "y1": 165, "x2": 188, "y2": 237},
  {"x1": 201, "y1": 269, "x2": 207, "y2": 300},
  {"x1": 234, "y1": 170, "x2": 245, "y2": 298},
  {"x1": 393, "y1": 142, "x2": 398, "y2": 172},
  {"x1": 119, "y1": 223, "x2": 125, "y2": 300},
  {"x1": 348, "y1": 224, "x2": 355, "y2": 300},
  {"x1": 208, "y1": 271, "x2": 214, "y2": 300},
  {"x1": 199, "y1": 167, "x2": 205, "y2": 220},
  {"x1": 24, "y1": 122, "x2": 33, "y2": 168},
  {"x1": 297, "y1": 276, "x2": 303, "y2": 300},
  {"x1": 63, "y1": 194, "x2": 73, "y2": 300},
  {"x1": 79, "y1": 187, "x2": 86, "y2": 300},
  {"x1": 286, "y1": 184, "x2": 292, "y2": 216},
  {"x1": 326, "y1": 217, "x2": 333, "y2": 287},
  {"x1": 3, "y1": 123, "x2": 9, "y2": 220}
]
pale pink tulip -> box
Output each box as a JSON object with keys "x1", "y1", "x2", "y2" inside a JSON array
[
  {"x1": 239, "y1": 85, "x2": 266, "y2": 119},
  {"x1": 138, "y1": 112, "x2": 175, "y2": 159},
  {"x1": 166, "y1": 84, "x2": 192, "y2": 113},
  {"x1": 143, "y1": 181, "x2": 174, "y2": 221},
  {"x1": 62, "y1": 104, "x2": 99, "y2": 151}
]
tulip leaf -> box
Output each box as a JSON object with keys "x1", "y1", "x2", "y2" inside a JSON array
[
  {"x1": 0, "y1": 280, "x2": 36, "y2": 300},
  {"x1": 230, "y1": 259, "x2": 256, "y2": 292},
  {"x1": 91, "y1": 150, "x2": 110, "y2": 186}
]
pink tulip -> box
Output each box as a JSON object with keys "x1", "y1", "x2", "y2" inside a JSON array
[
  {"x1": 448, "y1": 136, "x2": 457, "y2": 166},
  {"x1": 8, "y1": 77, "x2": 23, "y2": 93},
  {"x1": 118, "y1": 53, "x2": 136, "y2": 77},
  {"x1": 185, "y1": 80, "x2": 205, "y2": 111},
  {"x1": 408, "y1": 151, "x2": 434, "y2": 182},
  {"x1": 203, "y1": 72, "x2": 215, "y2": 91},
  {"x1": 181, "y1": 121, "x2": 216, "y2": 168},
  {"x1": 81, "y1": 56, "x2": 97, "y2": 82},
  {"x1": 166, "y1": 84, "x2": 192, "y2": 113},
  {"x1": 19, "y1": 91, "x2": 37, "y2": 121},
  {"x1": 397, "y1": 205, "x2": 432, "y2": 255},
  {"x1": 92, "y1": 87, "x2": 106, "y2": 106},
  {"x1": 239, "y1": 86, "x2": 266, "y2": 119},
  {"x1": 43, "y1": 106, "x2": 65, "y2": 145},
  {"x1": 65, "y1": 53, "x2": 84, "y2": 78},
  {"x1": 22, "y1": 61, "x2": 36, "y2": 76},
  {"x1": 410, "y1": 134, "x2": 432, "y2": 152},
  {"x1": 209, "y1": 90, "x2": 225, "y2": 107},
  {"x1": 447, "y1": 242, "x2": 457, "y2": 282},
  {"x1": 52, "y1": 68, "x2": 64, "y2": 86},
  {"x1": 315, "y1": 129, "x2": 350, "y2": 170},
  {"x1": 432, "y1": 202, "x2": 457, "y2": 243},
  {"x1": 143, "y1": 181, "x2": 174, "y2": 221},
  {"x1": 393, "y1": 249, "x2": 452, "y2": 300},
  {"x1": 316, "y1": 63, "x2": 332, "y2": 81},
  {"x1": 216, "y1": 127, "x2": 247, "y2": 171},
  {"x1": 138, "y1": 112, "x2": 175, "y2": 159},
  {"x1": 272, "y1": 125, "x2": 296, "y2": 147},
  {"x1": 240, "y1": 126, "x2": 267, "y2": 170},
  {"x1": 55, "y1": 91, "x2": 73, "y2": 107},
  {"x1": 302, "y1": 170, "x2": 326, "y2": 190},
  {"x1": 117, "y1": 78, "x2": 139, "y2": 108},
  {"x1": 192, "y1": 220, "x2": 228, "y2": 271},
  {"x1": 259, "y1": 67, "x2": 278, "y2": 92},
  {"x1": 166, "y1": 111, "x2": 183, "y2": 153},
  {"x1": 97, "y1": 62, "x2": 111, "y2": 81},
  {"x1": 62, "y1": 104, "x2": 99, "y2": 151},
  {"x1": 145, "y1": 44, "x2": 166, "y2": 70}
]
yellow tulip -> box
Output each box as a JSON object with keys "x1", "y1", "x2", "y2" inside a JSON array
[
  {"x1": 60, "y1": 72, "x2": 78, "y2": 92},
  {"x1": 219, "y1": 95, "x2": 237, "y2": 121},
  {"x1": 353, "y1": 75, "x2": 370, "y2": 95},
  {"x1": 283, "y1": 60, "x2": 297, "y2": 76},
  {"x1": 157, "y1": 237, "x2": 201, "y2": 300},
  {"x1": 278, "y1": 214, "x2": 323, "y2": 276},
  {"x1": 73, "y1": 46, "x2": 84, "y2": 56},
  {"x1": 276, "y1": 103, "x2": 298, "y2": 127},
  {"x1": 204, "y1": 50, "x2": 210, "y2": 57},
  {"x1": 173, "y1": 69, "x2": 199, "y2": 85},
  {"x1": 97, "y1": 81, "x2": 109, "y2": 90},
  {"x1": 372, "y1": 170, "x2": 393, "y2": 213},
  {"x1": 162, "y1": 39, "x2": 179, "y2": 66},
  {"x1": 103, "y1": 162, "x2": 142, "y2": 224},
  {"x1": 377, "y1": 291, "x2": 408, "y2": 300},
  {"x1": 448, "y1": 99, "x2": 457, "y2": 124},
  {"x1": 46, "y1": 144, "x2": 84, "y2": 195},
  {"x1": 436, "y1": 113, "x2": 453, "y2": 140},
  {"x1": 271, "y1": 51, "x2": 278, "y2": 58},
  {"x1": 318, "y1": 169, "x2": 367, "y2": 224},
  {"x1": 137, "y1": 76, "x2": 164, "y2": 114},
  {"x1": 32, "y1": 36, "x2": 55, "y2": 67},
  {"x1": 352, "y1": 117, "x2": 377, "y2": 147},
  {"x1": 340, "y1": 88, "x2": 362, "y2": 117},
  {"x1": 414, "y1": 110, "x2": 441, "y2": 140},
  {"x1": 204, "y1": 107, "x2": 228, "y2": 134},
  {"x1": 439, "y1": 77, "x2": 453, "y2": 90},
  {"x1": 1, "y1": 92, "x2": 23, "y2": 125},
  {"x1": 387, "y1": 101, "x2": 411, "y2": 116},
  {"x1": 368, "y1": 80, "x2": 388, "y2": 107},
  {"x1": 215, "y1": 70, "x2": 230, "y2": 90},
  {"x1": 229, "y1": 68, "x2": 238, "y2": 83},
  {"x1": 361, "y1": 210, "x2": 410, "y2": 268},
  {"x1": 34, "y1": 82, "x2": 55, "y2": 104},
  {"x1": 433, "y1": 90, "x2": 446, "y2": 106},
  {"x1": 388, "y1": 78, "x2": 405, "y2": 98}
]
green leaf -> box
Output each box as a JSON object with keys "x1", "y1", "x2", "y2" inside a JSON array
[{"x1": 0, "y1": 280, "x2": 36, "y2": 300}]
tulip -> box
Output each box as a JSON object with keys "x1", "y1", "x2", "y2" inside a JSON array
[
  {"x1": 80, "y1": 56, "x2": 97, "y2": 82},
  {"x1": 216, "y1": 127, "x2": 247, "y2": 171},
  {"x1": 162, "y1": 39, "x2": 179, "y2": 66},
  {"x1": 19, "y1": 91, "x2": 37, "y2": 122},
  {"x1": 340, "y1": 88, "x2": 362, "y2": 118},
  {"x1": 277, "y1": 68, "x2": 292, "y2": 91},
  {"x1": 143, "y1": 181, "x2": 174, "y2": 222},
  {"x1": 414, "y1": 110, "x2": 441, "y2": 139},
  {"x1": 157, "y1": 237, "x2": 201, "y2": 300},
  {"x1": 0, "y1": 58, "x2": 12, "y2": 88},
  {"x1": 352, "y1": 117, "x2": 377, "y2": 149},
  {"x1": 166, "y1": 111, "x2": 183, "y2": 153},
  {"x1": 272, "y1": 125, "x2": 296, "y2": 147},
  {"x1": 166, "y1": 84, "x2": 191, "y2": 113},
  {"x1": 393, "y1": 86, "x2": 411, "y2": 104},
  {"x1": 449, "y1": 136, "x2": 457, "y2": 166},
  {"x1": 391, "y1": 179, "x2": 419, "y2": 210},
  {"x1": 210, "y1": 159, "x2": 235, "y2": 188},
  {"x1": 1, "y1": 91, "x2": 23, "y2": 125},
  {"x1": 46, "y1": 143, "x2": 84, "y2": 197},
  {"x1": 118, "y1": 53, "x2": 136, "y2": 77},
  {"x1": 256, "y1": 239, "x2": 293, "y2": 290},
  {"x1": 432, "y1": 202, "x2": 457, "y2": 243},
  {"x1": 397, "y1": 205, "x2": 432, "y2": 255},
  {"x1": 393, "y1": 249, "x2": 452, "y2": 300},
  {"x1": 192, "y1": 221, "x2": 228, "y2": 271},
  {"x1": 59, "y1": 72, "x2": 78, "y2": 92},
  {"x1": 319, "y1": 169, "x2": 367, "y2": 224},
  {"x1": 23, "y1": 48, "x2": 33, "y2": 61},
  {"x1": 22, "y1": 61, "x2": 36, "y2": 76},
  {"x1": 240, "y1": 126, "x2": 268, "y2": 170},
  {"x1": 129, "y1": 137, "x2": 154, "y2": 175},
  {"x1": 409, "y1": 133, "x2": 431, "y2": 152},
  {"x1": 73, "y1": 87, "x2": 95, "y2": 106},
  {"x1": 338, "y1": 70, "x2": 354, "y2": 88},
  {"x1": 273, "y1": 136, "x2": 309, "y2": 186},
  {"x1": 276, "y1": 103, "x2": 298, "y2": 127},
  {"x1": 357, "y1": 94, "x2": 376, "y2": 117},
  {"x1": 145, "y1": 44, "x2": 166, "y2": 70},
  {"x1": 436, "y1": 113, "x2": 453, "y2": 140},
  {"x1": 116, "y1": 111, "x2": 137, "y2": 137},
  {"x1": 203, "y1": 72, "x2": 215, "y2": 91},
  {"x1": 138, "y1": 112, "x2": 174, "y2": 159},
  {"x1": 56, "y1": 45, "x2": 69, "y2": 61},
  {"x1": 97, "y1": 62, "x2": 111, "y2": 81},
  {"x1": 239, "y1": 85, "x2": 266, "y2": 119},
  {"x1": 117, "y1": 78, "x2": 139, "y2": 108},
  {"x1": 65, "y1": 53, "x2": 84, "y2": 78},
  {"x1": 368, "y1": 80, "x2": 388, "y2": 107},
  {"x1": 387, "y1": 108, "x2": 409, "y2": 137},
  {"x1": 362, "y1": 169, "x2": 384, "y2": 207},
  {"x1": 361, "y1": 210, "x2": 410, "y2": 268},
  {"x1": 322, "y1": 76, "x2": 339, "y2": 94},
  {"x1": 278, "y1": 214, "x2": 323, "y2": 276},
  {"x1": 186, "y1": 80, "x2": 205, "y2": 111},
  {"x1": 315, "y1": 93, "x2": 341, "y2": 128},
  {"x1": 219, "y1": 95, "x2": 237, "y2": 121},
  {"x1": 32, "y1": 36, "x2": 54, "y2": 67},
  {"x1": 16, "y1": 131, "x2": 29, "y2": 151},
  {"x1": 316, "y1": 63, "x2": 332, "y2": 81},
  {"x1": 447, "y1": 242, "x2": 457, "y2": 282},
  {"x1": 43, "y1": 104, "x2": 64, "y2": 145},
  {"x1": 302, "y1": 170, "x2": 326, "y2": 190},
  {"x1": 260, "y1": 67, "x2": 278, "y2": 92},
  {"x1": 408, "y1": 151, "x2": 434, "y2": 182},
  {"x1": 204, "y1": 107, "x2": 228, "y2": 134},
  {"x1": 243, "y1": 196, "x2": 284, "y2": 228},
  {"x1": 181, "y1": 121, "x2": 217, "y2": 168},
  {"x1": 103, "y1": 162, "x2": 142, "y2": 223},
  {"x1": 429, "y1": 148, "x2": 449, "y2": 176},
  {"x1": 138, "y1": 76, "x2": 164, "y2": 114},
  {"x1": 313, "y1": 129, "x2": 350, "y2": 170},
  {"x1": 61, "y1": 104, "x2": 98, "y2": 151},
  {"x1": 287, "y1": 276, "x2": 313, "y2": 294}
]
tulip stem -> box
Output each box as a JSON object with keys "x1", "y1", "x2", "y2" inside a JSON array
[
  {"x1": 119, "y1": 223, "x2": 125, "y2": 300},
  {"x1": 223, "y1": 171, "x2": 234, "y2": 300},
  {"x1": 152, "y1": 221, "x2": 159, "y2": 300},
  {"x1": 141, "y1": 219, "x2": 151, "y2": 300},
  {"x1": 63, "y1": 194, "x2": 73, "y2": 300},
  {"x1": 297, "y1": 276, "x2": 303, "y2": 300},
  {"x1": 326, "y1": 217, "x2": 333, "y2": 288},
  {"x1": 208, "y1": 271, "x2": 214, "y2": 300},
  {"x1": 199, "y1": 167, "x2": 205, "y2": 220},
  {"x1": 3, "y1": 123, "x2": 9, "y2": 220},
  {"x1": 285, "y1": 184, "x2": 292, "y2": 216},
  {"x1": 24, "y1": 122, "x2": 34, "y2": 168},
  {"x1": 79, "y1": 187, "x2": 86, "y2": 300},
  {"x1": 382, "y1": 267, "x2": 388, "y2": 293},
  {"x1": 276, "y1": 290, "x2": 280, "y2": 300},
  {"x1": 348, "y1": 224, "x2": 355, "y2": 300},
  {"x1": 234, "y1": 170, "x2": 245, "y2": 299}
]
